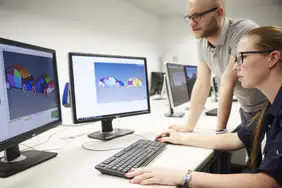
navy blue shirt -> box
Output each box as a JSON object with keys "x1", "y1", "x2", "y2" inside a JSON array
[{"x1": 238, "y1": 86, "x2": 282, "y2": 186}]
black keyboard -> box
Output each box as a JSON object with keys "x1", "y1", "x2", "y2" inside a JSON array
[{"x1": 95, "y1": 139, "x2": 167, "y2": 178}]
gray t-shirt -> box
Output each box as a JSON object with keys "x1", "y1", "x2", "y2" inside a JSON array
[{"x1": 197, "y1": 17, "x2": 267, "y2": 113}]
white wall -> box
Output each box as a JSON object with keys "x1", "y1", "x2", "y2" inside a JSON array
[
  {"x1": 160, "y1": 0, "x2": 282, "y2": 71},
  {"x1": 0, "y1": 0, "x2": 162, "y2": 124},
  {"x1": 160, "y1": 18, "x2": 198, "y2": 71}
]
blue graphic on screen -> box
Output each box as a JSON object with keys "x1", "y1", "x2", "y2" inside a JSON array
[
  {"x1": 185, "y1": 66, "x2": 197, "y2": 80},
  {"x1": 94, "y1": 62, "x2": 147, "y2": 103}
]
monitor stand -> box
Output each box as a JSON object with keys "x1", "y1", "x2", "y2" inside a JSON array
[
  {"x1": 0, "y1": 145, "x2": 57, "y2": 178},
  {"x1": 152, "y1": 96, "x2": 166, "y2": 100},
  {"x1": 165, "y1": 107, "x2": 185, "y2": 118},
  {"x1": 151, "y1": 94, "x2": 166, "y2": 101},
  {"x1": 88, "y1": 119, "x2": 134, "y2": 141}
]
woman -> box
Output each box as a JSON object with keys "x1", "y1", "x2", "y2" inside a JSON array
[{"x1": 126, "y1": 26, "x2": 282, "y2": 188}]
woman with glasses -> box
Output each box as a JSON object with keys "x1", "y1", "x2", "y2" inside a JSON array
[{"x1": 126, "y1": 26, "x2": 282, "y2": 188}]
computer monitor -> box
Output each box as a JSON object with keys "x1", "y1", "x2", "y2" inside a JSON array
[
  {"x1": 0, "y1": 38, "x2": 61, "y2": 177},
  {"x1": 184, "y1": 65, "x2": 197, "y2": 99},
  {"x1": 165, "y1": 63, "x2": 189, "y2": 118},
  {"x1": 149, "y1": 72, "x2": 166, "y2": 100},
  {"x1": 149, "y1": 72, "x2": 165, "y2": 96},
  {"x1": 69, "y1": 52, "x2": 150, "y2": 140}
]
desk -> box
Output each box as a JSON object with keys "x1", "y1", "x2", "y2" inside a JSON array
[{"x1": 0, "y1": 98, "x2": 241, "y2": 188}]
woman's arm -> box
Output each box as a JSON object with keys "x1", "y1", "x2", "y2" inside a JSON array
[
  {"x1": 189, "y1": 171, "x2": 280, "y2": 188},
  {"x1": 126, "y1": 168, "x2": 280, "y2": 188},
  {"x1": 159, "y1": 132, "x2": 245, "y2": 151}
]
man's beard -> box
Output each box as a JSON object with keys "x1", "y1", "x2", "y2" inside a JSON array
[{"x1": 196, "y1": 20, "x2": 220, "y2": 39}]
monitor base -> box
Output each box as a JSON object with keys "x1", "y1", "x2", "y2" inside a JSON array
[
  {"x1": 88, "y1": 128, "x2": 134, "y2": 141},
  {"x1": 152, "y1": 97, "x2": 166, "y2": 101},
  {"x1": 165, "y1": 112, "x2": 185, "y2": 118},
  {"x1": 0, "y1": 150, "x2": 57, "y2": 178}
]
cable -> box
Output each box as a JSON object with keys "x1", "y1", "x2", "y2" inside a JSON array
[
  {"x1": 81, "y1": 134, "x2": 148, "y2": 152},
  {"x1": 81, "y1": 141, "x2": 125, "y2": 151},
  {"x1": 20, "y1": 137, "x2": 75, "y2": 152},
  {"x1": 61, "y1": 131, "x2": 93, "y2": 140},
  {"x1": 133, "y1": 134, "x2": 147, "y2": 139},
  {"x1": 21, "y1": 127, "x2": 68, "y2": 151},
  {"x1": 20, "y1": 143, "x2": 36, "y2": 151},
  {"x1": 42, "y1": 139, "x2": 75, "y2": 151}
]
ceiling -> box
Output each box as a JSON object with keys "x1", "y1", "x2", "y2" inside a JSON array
[
  {"x1": 127, "y1": 0, "x2": 187, "y2": 19},
  {"x1": 127, "y1": 0, "x2": 282, "y2": 19}
]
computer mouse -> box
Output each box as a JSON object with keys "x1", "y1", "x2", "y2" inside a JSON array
[{"x1": 154, "y1": 133, "x2": 170, "y2": 141}]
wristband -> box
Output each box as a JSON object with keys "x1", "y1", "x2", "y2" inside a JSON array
[{"x1": 184, "y1": 170, "x2": 192, "y2": 188}]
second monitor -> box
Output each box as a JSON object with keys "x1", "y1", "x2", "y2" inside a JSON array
[
  {"x1": 69, "y1": 53, "x2": 150, "y2": 140},
  {"x1": 165, "y1": 63, "x2": 189, "y2": 117}
]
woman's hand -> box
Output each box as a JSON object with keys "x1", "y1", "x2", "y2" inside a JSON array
[
  {"x1": 125, "y1": 167, "x2": 186, "y2": 186},
  {"x1": 155, "y1": 129, "x2": 184, "y2": 145}
]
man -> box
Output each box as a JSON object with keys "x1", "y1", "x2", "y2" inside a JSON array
[{"x1": 168, "y1": 0, "x2": 267, "y2": 134}]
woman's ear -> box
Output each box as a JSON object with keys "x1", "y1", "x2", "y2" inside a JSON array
[{"x1": 269, "y1": 51, "x2": 280, "y2": 68}]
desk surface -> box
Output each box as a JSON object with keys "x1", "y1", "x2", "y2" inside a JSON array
[{"x1": 0, "y1": 98, "x2": 241, "y2": 188}]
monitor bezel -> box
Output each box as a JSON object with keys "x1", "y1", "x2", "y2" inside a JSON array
[
  {"x1": 68, "y1": 52, "x2": 151, "y2": 124},
  {"x1": 165, "y1": 63, "x2": 189, "y2": 108},
  {"x1": 0, "y1": 37, "x2": 62, "y2": 152}
]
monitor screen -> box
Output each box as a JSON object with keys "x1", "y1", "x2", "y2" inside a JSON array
[
  {"x1": 185, "y1": 65, "x2": 197, "y2": 81},
  {"x1": 184, "y1": 65, "x2": 197, "y2": 98},
  {"x1": 0, "y1": 39, "x2": 61, "y2": 145},
  {"x1": 69, "y1": 53, "x2": 150, "y2": 123},
  {"x1": 166, "y1": 63, "x2": 189, "y2": 107},
  {"x1": 149, "y1": 72, "x2": 165, "y2": 96}
]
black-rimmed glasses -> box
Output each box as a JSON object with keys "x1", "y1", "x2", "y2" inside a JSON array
[
  {"x1": 234, "y1": 50, "x2": 275, "y2": 65},
  {"x1": 184, "y1": 7, "x2": 218, "y2": 23}
]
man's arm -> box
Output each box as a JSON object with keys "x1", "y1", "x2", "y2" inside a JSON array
[
  {"x1": 216, "y1": 56, "x2": 238, "y2": 131},
  {"x1": 178, "y1": 132, "x2": 244, "y2": 151},
  {"x1": 186, "y1": 61, "x2": 211, "y2": 131}
]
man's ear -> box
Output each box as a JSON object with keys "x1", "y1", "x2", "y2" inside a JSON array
[{"x1": 218, "y1": 7, "x2": 224, "y2": 17}]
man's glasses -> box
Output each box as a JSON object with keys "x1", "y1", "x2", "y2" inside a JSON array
[
  {"x1": 234, "y1": 50, "x2": 275, "y2": 65},
  {"x1": 184, "y1": 7, "x2": 218, "y2": 23}
]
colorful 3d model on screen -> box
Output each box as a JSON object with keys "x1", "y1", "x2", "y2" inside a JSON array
[
  {"x1": 33, "y1": 74, "x2": 55, "y2": 96},
  {"x1": 99, "y1": 77, "x2": 142, "y2": 88},
  {"x1": 6, "y1": 64, "x2": 55, "y2": 96}
]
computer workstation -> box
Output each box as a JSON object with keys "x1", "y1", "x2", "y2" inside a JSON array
[
  {"x1": 164, "y1": 63, "x2": 190, "y2": 118},
  {"x1": 68, "y1": 52, "x2": 169, "y2": 178},
  {"x1": 0, "y1": 38, "x2": 62, "y2": 177},
  {"x1": 0, "y1": 38, "x2": 241, "y2": 188}
]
